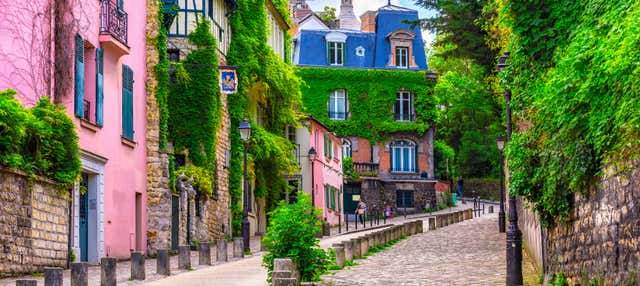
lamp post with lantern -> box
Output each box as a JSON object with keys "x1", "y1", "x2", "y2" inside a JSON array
[
  {"x1": 496, "y1": 136, "x2": 506, "y2": 233},
  {"x1": 308, "y1": 147, "x2": 317, "y2": 208},
  {"x1": 238, "y1": 118, "x2": 251, "y2": 252},
  {"x1": 497, "y1": 52, "x2": 523, "y2": 286}
]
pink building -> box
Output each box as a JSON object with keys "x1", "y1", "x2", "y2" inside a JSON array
[
  {"x1": 294, "y1": 117, "x2": 344, "y2": 226},
  {"x1": 0, "y1": 0, "x2": 148, "y2": 262}
]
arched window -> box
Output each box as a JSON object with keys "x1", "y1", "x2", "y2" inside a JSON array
[
  {"x1": 342, "y1": 139, "x2": 352, "y2": 158},
  {"x1": 328, "y1": 89, "x2": 348, "y2": 120},
  {"x1": 390, "y1": 140, "x2": 416, "y2": 173}
]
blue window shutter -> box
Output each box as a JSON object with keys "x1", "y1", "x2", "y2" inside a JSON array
[
  {"x1": 74, "y1": 34, "x2": 84, "y2": 118},
  {"x1": 122, "y1": 65, "x2": 134, "y2": 140},
  {"x1": 95, "y1": 48, "x2": 104, "y2": 127}
]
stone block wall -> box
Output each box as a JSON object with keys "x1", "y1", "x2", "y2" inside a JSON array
[
  {"x1": 0, "y1": 168, "x2": 69, "y2": 276},
  {"x1": 543, "y1": 163, "x2": 640, "y2": 284},
  {"x1": 360, "y1": 179, "x2": 436, "y2": 214},
  {"x1": 462, "y1": 178, "x2": 500, "y2": 200}
]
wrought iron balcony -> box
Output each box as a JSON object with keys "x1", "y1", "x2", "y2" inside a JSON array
[
  {"x1": 393, "y1": 113, "x2": 415, "y2": 122},
  {"x1": 101, "y1": 0, "x2": 128, "y2": 45},
  {"x1": 353, "y1": 162, "x2": 379, "y2": 176}
]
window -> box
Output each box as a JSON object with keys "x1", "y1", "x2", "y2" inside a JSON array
[
  {"x1": 396, "y1": 190, "x2": 414, "y2": 208},
  {"x1": 323, "y1": 135, "x2": 333, "y2": 159},
  {"x1": 169, "y1": 0, "x2": 206, "y2": 37},
  {"x1": 395, "y1": 46, "x2": 409, "y2": 68},
  {"x1": 394, "y1": 91, "x2": 414, "y2": 121},
  {"x1": 342, "y1": 139, "x2": 352, "y2": 159},
  {"x1": 328, "y1": 90, "x2": 347, "y2": 120},
  {"x1": 390, "y1": 140, "x2": 417, "y2": 173},
  {"x1": 122, "y1": 65, "x2": 134, "y2": 141},
  {"x1": 328, "y1": 41, "x2": 344, "y2": 65}
]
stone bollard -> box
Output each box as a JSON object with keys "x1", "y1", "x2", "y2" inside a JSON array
[
  {"x1": 16, "y1": 281, "x2": 37, "y2": 286},
  {"x1": 464, "y1": 209, "x2": 471, "y2": 220},
  {"x1": 131, "y1": 251, "x2": 145, "y2": 280},
  {"x1": 100, "y1": 258, "x2": 117, "y2": 286},
  {"x1": 361, "y1": 236, "x2": 369, "y2": 256},
  {"x1": 436, "y1": 215, "x2": 442, "y2": 228},
  {"x1": 459, "y1": 211, "x2": 464, "y2": 222},
  {"x1": 273, "y1": 278, "x2": 297, "y2": 286},
  {"x1": 233, "y1": 237, "x2": 244, "y2": 258},
  {"x1": 368, "y1": 234, "x2": 374, "y2": 250},
  {"x1": 157, "y1": 249, "x2": 170, "y2": 276},
  {"x1": 351, "y1": 238, "x2": 361, "y2": 258},
  {"x1": 342, "y1": 240, "x2": 353, "y2": 261},
  {"x1": 216, "y1": 239, "x2": 228, "y2": 262},
  {"x1": 489, "y1": 206, "x2": 494, "y2": 213},
  {"x1": 71, "y1": 262, "x2": 88, "y2": 286},
  {"x1": 199, "y1": 242, "x2": 211, "y2": 265},
  {"x1": 272, "y1": 258, "x2": 299, "y2": 286},
  {"x1": 416, "y1": 220, "x2": 424, "y2": 233},
  {"x1": 429, "y1": 217, "x2": 436, "y2": 230},
  {"x1": 178, "y1": 245, "x2": 191, "y2": 270},
  {"x1": 45, "y1": 267, "x2": 63, "y2": 286},
  {"x1": 410, "y1": 221, "x2": 417, "y2": 235},
  {"x1": 442, "y1": 215, "x2": 449, "y2": 227},
  {"x1": 332, "y1": 245, "x2": 346, "y2": 268},
  {"x1": 453, "y1": 212, "x2": 459, "y2": 223}
]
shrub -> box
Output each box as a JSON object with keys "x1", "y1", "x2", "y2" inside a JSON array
[
  {"x1": 0, "y1": 89, "x2": 29, "y2": 168},
  {"x1": 176, "y1": 165, "x2": 213, "y2": 196},
  {"x1": 342, "y1": 157, "x2": 358, "y2": 181},
  {"x1": 262, "y1": 193, "x2": 330, "y2": 282}
]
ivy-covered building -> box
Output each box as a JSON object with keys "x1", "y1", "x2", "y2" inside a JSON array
[{"x1": 293, "y1": 0, "x2": 440, "y2": 216}]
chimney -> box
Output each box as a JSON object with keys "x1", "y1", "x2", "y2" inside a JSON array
[
  {"x1": 339, "y1": 0, "x2": 360, "y2": 30},
  {"x1": 360, "y1": 11, "x2": 377, "y2": 32}
]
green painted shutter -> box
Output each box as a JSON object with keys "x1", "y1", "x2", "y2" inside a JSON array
[
  {"x1": 74, "y1": 34, "x2": 84, "y2": 118},
  {"x1": 323, "y1": 135, "x2": 328, "y2": 157},
  {"x1": 122, "y1": 65, "x2": 134, "y2": 140},
  {"x1": 325, "y1": 185, "x2": 329, "y2": 209},
  {"x1": 330, "y1": 187, "x2": 335, "y2": 209},
  {"x1": 95, "y1": 48, "x2": 104, "y2": 127}
]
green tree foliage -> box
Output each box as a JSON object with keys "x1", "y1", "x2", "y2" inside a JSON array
[
  {"x1": 413, "y1": 0, "x2": 498, "y2": 66},
  {"x1": 297, "y1": 67, "x2": 437, "y2": 142},
  {"x1": 342, "y1": 157, "x2": 358, "y2": 181},
  {"x1": 227, "y1": 0, "x2": 302, "y2": 234},
  {"x1": 430, "y1": 52, "x2": 502, "y2": 178},
  {"x1": 433, "y1": 140, "x2": 455, "y2": 179},
  {"x1": 262, "y1": 193, "x2": 330, "y2": 282},
  {"x1": 168, "y1": 19, "x2": 221, "y2": 168},
  {"x1": 318, "y1": 6, "x2": 338, "y2": 28},
  {"x1": 502, "y1": 0, "x2": 640, "y2": 225},
  {"x1": 0, "y1": 90, "x2": 81, "y2": 189}
]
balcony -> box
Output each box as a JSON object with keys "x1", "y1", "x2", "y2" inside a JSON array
[
  {"x1": 100, "y1": 0, "x2": 129, "y2": 56},
  {"x1": 393, "y1": 113, "x2": 415, "y2": 122},
  {"x1": 353, "y1": 162, "x2": 379, "y2": 177}
]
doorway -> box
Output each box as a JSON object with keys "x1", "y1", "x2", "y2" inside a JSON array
[
  {"x1": 343, "y1": 183, "x2": 361, "y2": 222},
  {"x1": 78, "y1": 171, "x2": 99, "y2": 263}
]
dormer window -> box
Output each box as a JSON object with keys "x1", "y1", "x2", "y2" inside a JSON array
[
  {"x1": 328, "y1": 42, "x2": 344, "y2": 66},
  {"x1": 395, "y1": 47, "x2": 409, "y2": 68}
]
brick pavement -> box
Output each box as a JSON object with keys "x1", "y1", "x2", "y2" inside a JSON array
[{"x1": 324, "y1": 213, "x2": 506, "y2": 286}]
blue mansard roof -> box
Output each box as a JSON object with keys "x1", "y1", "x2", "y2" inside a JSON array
[{"x1": 293, "y1": 4, "x2": 428, "y2": 70}]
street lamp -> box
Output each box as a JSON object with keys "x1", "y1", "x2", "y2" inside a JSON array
[
  {"x1": 496, "y1": 136, "x2": 506, "y2": 233},
  {"x1": 308, "y1": 147, "x2": 317, "y2": 207},
  {"x1": 497, "y1": 52, "x2": 523, "y2": 286},
  {"x1": 238, "y1": 118, "x2": 251, "y2": 252}
]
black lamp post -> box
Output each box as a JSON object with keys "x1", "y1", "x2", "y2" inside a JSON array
[
  {"x1": 496, "y1": 136, "x2": 506, "y2": 233},
  {"x1": 308, "y1": 147, "x2": 317, "y2": 207},
  {"x1": 497, "y1": 51, "x2": 523, "y2": 286},
  {"x1": 238, "y1": 118, "x2": 251, "y2": 252}
]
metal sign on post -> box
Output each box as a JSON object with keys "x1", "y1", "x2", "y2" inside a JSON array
[{"x1": 219, "y1": 66, "x2": 238, "y2": 94}]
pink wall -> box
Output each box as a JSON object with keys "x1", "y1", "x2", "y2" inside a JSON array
[
  {"x1": 309, "y1": 120, "x2": 344, "y2": 226},
  {"x1": 0, "y1": 0, "x2": 148, "y2": 259}
]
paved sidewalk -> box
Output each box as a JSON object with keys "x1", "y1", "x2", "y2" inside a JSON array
[{"x1": 324, "y1": 213, "x2": 505, "y2": 286}]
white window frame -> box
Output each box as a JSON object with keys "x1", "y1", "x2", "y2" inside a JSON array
[
  {"x1": 328, "y1": 41, "x2": 344, "y2": 66},
  {"x1": 328, "y1": 89, "x2": 347, "y2": 120},
  {"x1": 391, "y1": 140, "x2": 416, "y2": 173},
  {"x1": 396, "y1": 46, "x2": 409, "y2": 68},
  {"x1": 395, "y1": 91, "x2": 414, "y2": 122}
]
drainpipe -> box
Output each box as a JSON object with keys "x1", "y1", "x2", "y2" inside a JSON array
[{"x1": 67, "y1": 197, "x2": 73, "y2": 268}]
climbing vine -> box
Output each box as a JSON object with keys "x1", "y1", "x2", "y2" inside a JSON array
[
  {"x1": 297, "y1": 67, "x2": 437, "y2": 143},
  {"x1": 154, "y1": 6, "x2": 170, "y2": 150},
  {"x1": 501, "y1": 0, "x2": 640, "y2": 225},
  {"x1": 227, "y1": 0, "x2": 301, "y2": 234}
]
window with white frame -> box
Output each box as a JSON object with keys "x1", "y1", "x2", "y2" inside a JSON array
[
  {"x1": 328, "y1": 89, "x2": 347, "y2": 120},
  {"x1": 394, "y1": 91, "x2": 414, "y2": 121},
  {"x1": 395, "y1": 46, "x2": 409, "y2": 68},
  {"x1": 328, "y1": 41, "x2": 344, "y2": 65},
  {"x1": 390, "y1": 140, "x2": 416, "y2": 173},
  {"x1": 342, "y1": 139, "x2": 352, "y2": 158}
]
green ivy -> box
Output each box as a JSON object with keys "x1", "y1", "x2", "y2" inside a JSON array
[
  {"x1": 296, "y1": 67, "x2": 437, "y2": 143},
  {"x1": 226, "y1": 0, "x2": 301, "y2": 234},
  {"x1": 0, "y1": 90, "x2": 81, "y2": 190},
  {"x1": 168, "y1": 19, "x2": 221, "y2": 169},
  {"x1": 503, "y1": 0, "x2": 640, "y2": 225},
  {"x1": 342, "y1": 157, "x2": 358, "y2": 181},
  {"x1": 154, "y1": 7, "x2": 170, "y2": 151},
  {"x1": 176, "y1": 165, "x2": 213, "y2": 196}
]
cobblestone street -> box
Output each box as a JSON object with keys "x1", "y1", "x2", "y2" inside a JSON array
[{"x1": 324, "y1": 213, "x2": 505, "y2": 286}]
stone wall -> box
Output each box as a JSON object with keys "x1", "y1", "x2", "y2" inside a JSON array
[
  {"x1": 360, "y1": 179, "x2": 436, "y2": 214},
  {"x1": 542, "y1": 163, "x2": 640, "y2": 284},
  {"x1": 462, "y1": 178, "x2": 500, "y2": 200},
  {"x1": 145, "y1": 0, "x2": 173, "y2": 254},
  {"x1": 0, "y1": 168, "x2": 69, "y2": 276}
]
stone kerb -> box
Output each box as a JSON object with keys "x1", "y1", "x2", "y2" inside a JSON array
[
  {"x1": 351, "y1": 238, "x2": 361, "y2": 259},
  {"x1": 367, "y1": 234, "x2": 374, "y2": 250},
  {"x1": 416, "y1": 220, "x2": 424, "y2": 233},
  {"x1": 429, "y1": 217, "x2": 436, "y2": 230},
  {"x1": 332, "y1": 245, "x2": 346, "y2": 268},
  {"x1": 359, "y1": 236, "x2": 368, "y2": 256},
  {"x1": 342, "y1": 240, "x2": 353, "y2": 261}
]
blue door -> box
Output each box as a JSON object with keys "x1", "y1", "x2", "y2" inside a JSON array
[{"x1": 79, "y1": 173, "x2": 89, "y2": 262}]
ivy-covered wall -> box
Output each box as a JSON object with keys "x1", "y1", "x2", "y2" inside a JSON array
[
  {"x1": 226, "y1": 0, "x2": 301, "y2": 234},
  {"x1": 296, "y1": 67, "x2": 437, "y2": 143}
]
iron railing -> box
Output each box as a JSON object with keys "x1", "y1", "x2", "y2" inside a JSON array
[
  {"x1": 101, "y1": 0, "x2": 128, "y2": 45},
  {"x1": 353, "y1": 162, "x2": 379, "y2": 175}
]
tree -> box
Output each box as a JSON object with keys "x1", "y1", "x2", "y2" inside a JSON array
[
  {"x1": 412, "y1": 0, "x2": 498, "y2": 66},
  {"x1": 318, "y1": 6, "x2": 338, "y2": 28}
]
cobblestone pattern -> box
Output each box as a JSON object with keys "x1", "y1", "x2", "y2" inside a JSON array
[
  {"x1": 324, "y1": 213, "x2": 506, "y2": 286},
  {"x1": 0, "y1": 168, "x2": 69, "y2": 275},
  {"x1": 543, "y1": 163, "x2": 640, "y2": 284}
]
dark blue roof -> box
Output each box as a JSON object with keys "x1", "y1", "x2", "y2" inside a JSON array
[{"x1": 294, "y1": 4, "x2": 428, "y2": 70}]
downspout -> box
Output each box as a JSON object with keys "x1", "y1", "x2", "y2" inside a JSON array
[{"x1": 67, "y1": 195, "x2": 73, "y2": 268}]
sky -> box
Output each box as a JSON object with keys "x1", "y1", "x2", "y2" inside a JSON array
[{"x1": 305, "y1": 0, "x2": 437, "y2": 46}]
